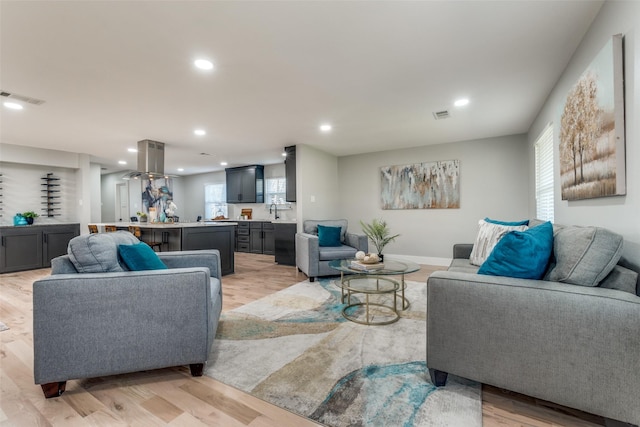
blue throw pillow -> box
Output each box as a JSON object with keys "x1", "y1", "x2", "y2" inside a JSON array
[
  {"x1": 118, "y1": 243, "x2": 168, "y2": 271},
  {"x1": 485, "y1": 217, "x2": 529, "y2": 226},
  {"x1": 478, "y1": 221, "x2": 553, "y2": 280},
  {"x1": 317, "y1": 225, "x2": 342, "y2": 247}
]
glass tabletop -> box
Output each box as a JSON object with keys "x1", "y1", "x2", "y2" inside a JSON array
[{"x1": 329, "y1": 258, "x2": 420, "y2": 276}]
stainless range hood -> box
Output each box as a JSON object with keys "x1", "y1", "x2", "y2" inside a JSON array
[{"x1": 123, "y1": 139, "x2": 166, "y2": 179}]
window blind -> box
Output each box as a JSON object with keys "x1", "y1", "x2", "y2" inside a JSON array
[{"x1": 535, "y1": 124, "x2": 554, "y2": 222}]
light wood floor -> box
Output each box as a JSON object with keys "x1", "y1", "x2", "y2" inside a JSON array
[{"x1": 0, "y1": 253, "x2": 606, "y2": 426}]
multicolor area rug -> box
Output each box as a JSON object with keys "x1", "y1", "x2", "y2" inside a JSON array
[
  {"x1": 206, "y1": 278, "x2": 481, "y2": 426},
  {"x1": 0, "y1": 321, "x2": 8, "y2": 332}
]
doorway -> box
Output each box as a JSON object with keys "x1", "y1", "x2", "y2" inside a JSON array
[{"x1": 115, "y1": 183, "x2": 129, "y2": 222}]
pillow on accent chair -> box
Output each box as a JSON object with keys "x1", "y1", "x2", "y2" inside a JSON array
[
  {"x1": 478, "y1": 221, "x2": 553, "y2": 280},
  {"x1": 469, "y1": 219, "x2": 528, "y2": 266},
  {"x1": 118, "y1": 242, "x2": 168, "y2": 271},
  {"x1": 546, "y1": 226, "x2": 623, "y2": 287},
  {"x1": 317, "y1": 225, "x2": 342, "y2": 247}
]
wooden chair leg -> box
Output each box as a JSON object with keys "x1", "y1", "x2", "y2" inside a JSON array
[
  {"x1": 190, "y1": 363, "x2": 204, "y2": 377},
  {"x1": 41, "y1": 381, "x2": 67, "y2": 398}
]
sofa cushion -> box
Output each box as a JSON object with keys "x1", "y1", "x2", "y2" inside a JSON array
[
  {"x1": 303, "y1": 219, "x2": 347, "y2": 243},
  {"x1": 546, "y1": 226, "x2": 623, "y2": 287},
  {"x1": 319, "y1": 245, "x2": 358, "y2": 261},
  {"x1": 67, "y1": 231, "x2": 139, "y2": 273},
  {"x1": 469, "y1": 219, "x2": 528, "y2": 266},
  {"x1": 478, "y1": 221, "x2": 553, "y2": 280},
  {"x1": 118, "y1": 242, "x2": 168, "y2": 271},
  {"x1": 317, "y1": 224, "x2": 342, "y2": 247},
  {"x1": 597, "y1": 265, "x2": 638, "y2": 295}
]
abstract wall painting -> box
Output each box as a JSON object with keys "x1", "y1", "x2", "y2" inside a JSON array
[
  {"x1": 559, "y1": 34, "x2": 625, "y2": 201},
  {"x1": 380, "y1": 160, "x2": 460, "y2": 209}
]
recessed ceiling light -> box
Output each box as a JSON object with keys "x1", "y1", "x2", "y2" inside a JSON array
[
  {"x1": 454, "y1": 98, "x2": 470, "y2": 107},
  {"x1": 177, "y1": 168, "x2": 184, "y2": 172},
  {"x1": 118, "y1": 160, "x2": 127, "y2": 165},
  {"x1": 220, "y1": 162, "x2": 228, "y2": 166},
  {"x1": 128, "y1": 148, "x2": 138, "y2": 153},
  {"x1": 319, "y1": 123, "x2": 332, "y2": 133},
  {"x1": 3, "y1": 101, "x2": 23, "y2": 110},
  {"x1": 194, "y1": 129, "x2": 206, "y2": 136},
  {"x1": 194, "y1": 59, "x2": 214, "y2": 70}
]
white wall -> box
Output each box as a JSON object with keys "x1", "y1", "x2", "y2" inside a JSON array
[
  {"x1": 338, "y1": 135, "x2": 530, "y2": 264},
  {"x1": 296, "y1": 144, "x2": 341, "y2": 230},
  {"x1": 528, "y1": 0, "x2": 640, "y2": 268}
]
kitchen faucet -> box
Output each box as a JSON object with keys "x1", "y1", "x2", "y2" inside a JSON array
[{"x1": 269, "y1": 203, "x2": 280, "y2": 220}]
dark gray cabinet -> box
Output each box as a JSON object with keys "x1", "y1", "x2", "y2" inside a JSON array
[
  {"x1": 226, "y1": 165, "x2": 264, "y2": 203},
  {"x1": 285, "y1": 145, "x2": 296, "y2": 202},
  {"x1": 274, "y1": 223, "x2": 296, "y2": 265},
  {"x1": 181, "y1": 225, "x2": 235, "y2": 275},
  {"x1": 235, "y1": 221, "x2": 274, "y2": 255},
  {"x1": 0, "y1": 224, "x2": 80, "y2": 273},
  {"x1": 263, "y1": 222, "x2": 275, "y2": 255},
  {"x1": 42, "y1": 224, "x2": 81, "y2": 267}
]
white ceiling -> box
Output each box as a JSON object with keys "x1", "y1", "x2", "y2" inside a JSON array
[{"x1": 0, "y1": 1, "x2": 603, "y2": 176}]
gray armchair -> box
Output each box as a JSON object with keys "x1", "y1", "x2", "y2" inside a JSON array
[
  {"x1": 33, "y1": 231, "x2": 223, "y2": 398},
  {"x1": 295, "y1": 219, "x2": 368, "y2": 282}
]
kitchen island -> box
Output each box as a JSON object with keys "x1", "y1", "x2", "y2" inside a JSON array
[{"x1": 91, "y1": 221, "x2": 236, "y2": 275}]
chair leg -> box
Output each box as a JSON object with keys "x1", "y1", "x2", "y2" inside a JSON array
[
  {"x1": 310, "y1": 277, "x2": 315, "y2": 282},
  {"x1": 41, "y1": 381, "x2": 67, "y2": 398}
]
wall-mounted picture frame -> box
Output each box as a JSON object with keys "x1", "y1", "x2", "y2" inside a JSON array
[
  {"x1": 380, "y1": 160, "x2": 460, "y2": 209},
  {"x1": 559, "y1": 33, "x2": 625, "y2": 201}
]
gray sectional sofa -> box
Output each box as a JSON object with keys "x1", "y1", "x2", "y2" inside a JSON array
[
  {"x1": 33, "y1": 231, "x2": 223, "y2": 398},
  {"x1": 426, "y1": 221, "x2": 640, "y2": 426}
]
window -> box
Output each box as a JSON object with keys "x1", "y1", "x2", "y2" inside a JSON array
[
  {"x1": 204, "y1": 183, "x2": 228, "y2": 219},
  {"x1": 535, "y1": 124, "x2": 554, "y2": 222},
  {"x1": 265, "y1": 177, "x2": 286, "y2": 205}
]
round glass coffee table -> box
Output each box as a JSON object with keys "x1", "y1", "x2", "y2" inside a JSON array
[{"x1": 329, "y1": 258, "x2": 420, "y2": 325}]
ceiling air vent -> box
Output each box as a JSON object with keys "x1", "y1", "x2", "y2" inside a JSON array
[
  {"x1": 0, "y1": 90, "x2": 46, "y2": 105},
  {"x1": 433, "y1": 110, "x2": 450, "y2": 120}
]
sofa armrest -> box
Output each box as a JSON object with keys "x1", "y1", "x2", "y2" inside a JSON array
[
  {"x1": 157, "y1": 250, "x2": 221, "y2": 279},
  {"x1": 453, "y1": 243, "x2": 473, "y2": 259},
  {"x1": 295, "y1": 233, "x2": 319, "y2": 276},
  {"x1": 426, "y1": 270, "x2": 640, "y2": 424},
  {"x1": 33, "y1": 268, "x2": 214, "y2": 385},
  {"x1": 345, "y1": 233, "x2": 368, "y2": 252}
]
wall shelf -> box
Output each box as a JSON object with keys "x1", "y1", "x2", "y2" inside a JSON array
[{"x1": 41, "y1": 173, "x2": 61, "y2": 217}]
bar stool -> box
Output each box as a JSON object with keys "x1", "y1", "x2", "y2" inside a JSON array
[
  {"x1": 128, "y1": 226, "x2": 163, "y2": 252},
  {"x1": 104, "y1": 225, "x2": 118, "y2": 232},
  {"x1": 88, "y1": 224, "x2": 99, "y2": 234}
]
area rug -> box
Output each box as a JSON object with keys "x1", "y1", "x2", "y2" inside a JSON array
[
  {"x1": 206, "y1": 278, "x2": 481, "y2": 426},
  {"x1": 0, "y1": 321, "x2": 8, "y2": 332}
]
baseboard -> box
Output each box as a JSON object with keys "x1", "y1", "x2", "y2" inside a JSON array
[{"x1": 384, "y1": 253, "x2": 451, "y2": 267}]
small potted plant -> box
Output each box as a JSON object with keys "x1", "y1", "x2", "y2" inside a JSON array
[
  {"x1": 22, "y1": 211, "x2": 39, "y2": 225},
  {"x1": 137, "y1": 211, "x2": 148, "y2": 223},
  {"x1": 359, "y1": 218, "x2": 400, "y2": 260}
]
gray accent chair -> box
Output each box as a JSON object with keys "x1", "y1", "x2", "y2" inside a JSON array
[
  {"x1": 427, "y1": 231, "x2": 640, "y2": 426},
  {"x1": 295, "y1": 219, "x2": 368, "y2": 282},
  {"x1": 33, "y1": 232, "x2": 223, "y2": 399}
]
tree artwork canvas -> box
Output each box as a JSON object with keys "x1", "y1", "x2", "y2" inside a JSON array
[
  {"x1": 559, "y1": 34, "x2": 625, "y2": 201},
  {"x1": 380, "y1": 160, "x2": 460, "y2": 209}
]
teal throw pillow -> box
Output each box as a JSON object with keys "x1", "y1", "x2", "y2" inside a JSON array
[
  {"x1": 478, "y1": 221, "x2": 553, "y2": 280},
  {"x1": 118, "y1": 242, "x2": 168, "y2": 271},
  {"x1": 318, "y1": 225, "x2": 342, "y2": 247},
  {"x1": 485, "y1": 217, "x2": 529, "y2": 226}
]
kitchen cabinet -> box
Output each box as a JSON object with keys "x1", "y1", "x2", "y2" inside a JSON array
[
  {"x1": 181, "y1": 225, "x2": 235, "y2": 275},
  {"x1": 226, "y1": 165, "x2": 264, "y2": 203},
  {"x1": 0, "y1": 224, "x2": 80, "y2": 273},
  {"x1": 263, "y1": 222, "x2": 275, "y2": 255},
  {"x1": 274, "y1": 223, "x2": 296, "y2": 265},
  {"x1": 235, "y1": 221, "x2": 274, "y2": 255},
  {"x1": 285, "y1": 145, "x2": 296, "y2": 202}
]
